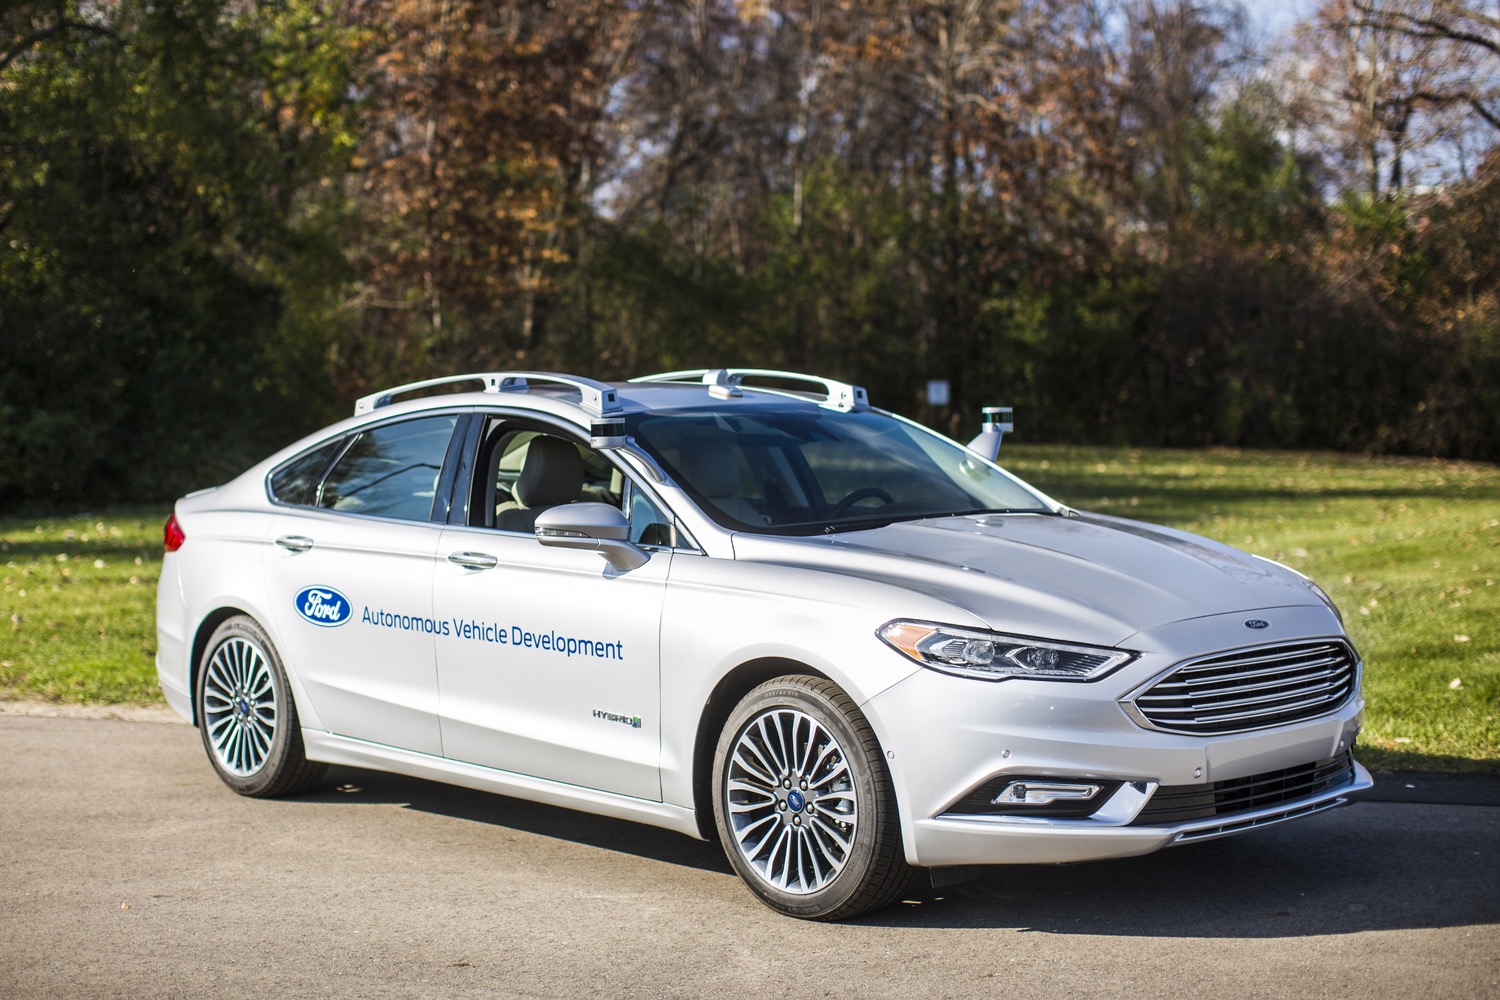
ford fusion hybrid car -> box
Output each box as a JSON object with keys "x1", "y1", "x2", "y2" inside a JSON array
[{"x1": 156, "y1": 368, "x2": 1370, "y2": 919}]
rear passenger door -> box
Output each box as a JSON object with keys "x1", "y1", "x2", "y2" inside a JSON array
[{"x1": 263, "y1": 414, "x2": 464, "y2": 756}]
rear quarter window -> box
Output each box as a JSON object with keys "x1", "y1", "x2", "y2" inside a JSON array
[{"x1": 268, "y1": 439, "x2": 346, "y2": 506}]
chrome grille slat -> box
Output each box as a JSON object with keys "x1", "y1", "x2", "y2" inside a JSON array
[
  {"x1": 1127, "y1": 639, "x2": 1358, "y2": 735},
  {"x1": 1173, "y1": 694, "x2": 1346, "y2": 726},
  {"x1": 1172, "y1": 644, "x2": 1345, "y2": 673},
  {"x1": 1138, "y1": 668, "x2": 1346, "y2": 705},
  {"x1": 1140, "y1": 677, "x2": 1349, "y2": 717},
  {"x1": 1146, "y1": 654, "x2": 1347, "y2": 689}
]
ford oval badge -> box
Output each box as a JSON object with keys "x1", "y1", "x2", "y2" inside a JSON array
[
  {"x1": 1245, "y1": 619, "x2": 1270, "y2": 630},
  {"x1": 295, "y1": 586, "x2": 351, "y2": 627}
]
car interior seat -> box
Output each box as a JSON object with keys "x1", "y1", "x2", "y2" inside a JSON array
[{"x1": 494, "y1": 436, "x2": 584, "y2": 532}]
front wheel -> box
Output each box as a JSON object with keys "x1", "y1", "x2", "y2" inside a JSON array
[
  {"x1": 195, "y1": 615, "x2": 325, "y2": 797},
  {"x1": 712, "y1": 675, "x2": 915, "y2": 920}
]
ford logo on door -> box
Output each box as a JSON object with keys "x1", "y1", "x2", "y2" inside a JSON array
[{"x1": 295, "y1": 586, "x2": 351, "y2": 627}]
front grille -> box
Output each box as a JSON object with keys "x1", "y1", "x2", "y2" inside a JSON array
[
  {"x1": 1130, "y1": 751, "x2": 1356, "y2": 826},
  {"x1": 1126, "y1": 640, "x2": 1358, "y2": 735}
]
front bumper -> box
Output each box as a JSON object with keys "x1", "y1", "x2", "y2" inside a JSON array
[
  {"x1": 906, "y1": 755, "x2": 1371, "y2": 867},
  {"x1": 865, "y1": 606, "x2": 1369, "y2": 868}
]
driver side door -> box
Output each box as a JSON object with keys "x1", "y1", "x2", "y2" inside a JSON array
[{"x1": 433, "y1": 421, "x2": 675, "y2": 800}]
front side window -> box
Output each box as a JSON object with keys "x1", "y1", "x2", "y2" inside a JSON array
[
  {"x1": 476, "y1": 427, "x2": 619, "y2": 533},
  {"x1": 472, "y1": 420, "x2": 677, "y2": 545},
  {"x1": 316, "y1": 415, "x2": 458, "y2": 521}
]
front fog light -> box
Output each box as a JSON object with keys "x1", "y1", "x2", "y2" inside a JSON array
[
  {"x1": 993, "y1": 781, "x2": 1103, "y2": 807},
  {"x1": 945, "y1": 775, "x2": 1124, "y2": 818}
]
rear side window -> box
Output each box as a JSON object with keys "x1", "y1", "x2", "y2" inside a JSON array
[
  {"x1": 270, "y1": 415, "x2": 458, "y2": 521},
  {"x1": 319, "y1": 415, "x2": 458, "y2": 520}
]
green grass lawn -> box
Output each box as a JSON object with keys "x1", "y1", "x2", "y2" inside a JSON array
[
  {"x1": 3, "y1": 445, "x2": 1497, "y2": 774},
  {"x1": 1, "y1": 511, "x2": 164, "y2": 703}
]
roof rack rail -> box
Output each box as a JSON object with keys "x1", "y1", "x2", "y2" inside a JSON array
[
  {"x1": 354, "y1": 371, "x2": 622, "y2": 417},
  {"x1": 631, "y1": 368, "x2": 869, "y2": 412},
  {"x1": 488, "y1": 373, "x2": 623, "y2": 417}
]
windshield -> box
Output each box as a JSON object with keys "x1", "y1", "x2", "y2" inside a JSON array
[{"x1": 627, "y1": 406, "x2": 1052, "y2": 534}]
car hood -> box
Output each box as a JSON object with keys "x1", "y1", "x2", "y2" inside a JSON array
[{"x1": 729, "y1": 512, "x2": 1321, "y2": 647}]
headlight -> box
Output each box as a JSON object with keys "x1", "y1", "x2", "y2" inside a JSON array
[{"x1": 877, "y1": 621, "x2": 1135, "y2": 682}]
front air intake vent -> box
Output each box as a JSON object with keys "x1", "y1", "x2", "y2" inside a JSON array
[
  {"x1": 1125, "y1": 640, "x2": 1358, "y2": 735},
  {"x1": 1130, "y1": 751, "x2": 1357, "y2": 826}
]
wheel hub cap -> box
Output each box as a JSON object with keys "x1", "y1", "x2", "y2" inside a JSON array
[
  {"x1": 725, "y1": 708, "x2": 858, "y2": 895},
  {"x1": 203, "y1": 636, "x2": 278, "y2": 777}
]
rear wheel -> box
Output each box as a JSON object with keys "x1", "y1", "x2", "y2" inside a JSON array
[
  {"x1": 712, "y1": 675, "x2": 914, "y2": 920},
  {"x1": 195, "y1": 615, "x2": 325, "y2": 797}
]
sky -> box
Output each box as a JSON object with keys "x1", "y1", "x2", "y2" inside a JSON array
[{"x1": 1248, "y1": 0, "x2": 1322, "y2": 37}]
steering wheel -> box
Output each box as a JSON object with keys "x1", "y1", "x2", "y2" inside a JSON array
[{"x1": 831, "y1": 487, "x2": 895, "y2": 517}]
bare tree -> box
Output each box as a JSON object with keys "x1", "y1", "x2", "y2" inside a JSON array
[
  {"x1": 1302, "y1": 0, "x2": 1498, "y2": 196},
  {"x1": 1351, "y1": 0, "x2": 1500, "y2": 129}
]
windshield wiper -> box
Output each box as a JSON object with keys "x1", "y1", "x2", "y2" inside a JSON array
[
  {"x1": 820, "y1": 507, "x2": 1053, "y2": 534},
  {"x1": 820, "y1": 512, "x2": 941, "y2": 534}
]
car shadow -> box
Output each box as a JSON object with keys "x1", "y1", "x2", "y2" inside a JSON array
[
  {"x1": 297, "y1": 766, "x2": 1497, "y2": 937},
  {"x1": 301, "y1": 765, "x2": 734, "y2": 876},
  {"x1": 867, "y1": 804, "x2": 1500, "y2": 934}
]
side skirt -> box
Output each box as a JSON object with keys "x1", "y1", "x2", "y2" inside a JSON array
[{"x1": 302, "y1": 729, "x2": 705, "y2": 841}]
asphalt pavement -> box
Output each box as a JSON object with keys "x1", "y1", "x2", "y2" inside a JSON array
[{"x1": 2, "y1": 712, "x2": 1497, "y2": 1000}]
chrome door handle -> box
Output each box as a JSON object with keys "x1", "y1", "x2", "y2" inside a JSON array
[
  {"x1": 275, "y1": 535, "x2": 314, "y2": 553},
  {"x1": 447, "y1": 551, "x2": 498, "y2": 570}
]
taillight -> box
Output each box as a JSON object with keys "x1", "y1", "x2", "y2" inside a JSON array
[{"x1": 163, "y1": 512, "x2": 186, "y2": 553}]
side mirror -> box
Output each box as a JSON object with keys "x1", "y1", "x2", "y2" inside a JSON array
[{"x1": 534, "y1": 503, "x2": 650, "y2": 572}]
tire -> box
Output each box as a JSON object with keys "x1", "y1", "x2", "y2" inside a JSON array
[
  {"x1": 712, "y1": 675, "x2": 915, "y2": 920},
  {"x1": 195, "y1": 615, "x2": 326, "y2": 797}
]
